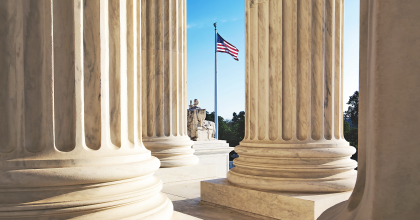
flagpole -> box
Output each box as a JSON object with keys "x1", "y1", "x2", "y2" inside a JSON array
[{"x1": 214, "y1": 22, "x2": 218, "y2": 140}]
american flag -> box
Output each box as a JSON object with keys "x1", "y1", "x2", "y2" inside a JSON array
[{"x1": 216, "y1": 33, "x2": 239, "y2": 61}]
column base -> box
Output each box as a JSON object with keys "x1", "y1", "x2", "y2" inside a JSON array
[
  {"x1": 144, "y1": 136, "x2": 199, "y2": 168},
  {"x1": 201, "y1": 178, "x2": 352, "y2": 220},
  {"x1": 156, "y1": 154, "x2": 200, "y2": 168},
  {"x1": 0, "y1": 155, "x2": 174, "y2": 219},
  {"x1": 155, "y1": 141, "x2": 231, "y2": 184}
]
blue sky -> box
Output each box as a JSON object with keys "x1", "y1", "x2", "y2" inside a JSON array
[{"x1": 187, "y1": 1, "x2": 360, "y2": 119}]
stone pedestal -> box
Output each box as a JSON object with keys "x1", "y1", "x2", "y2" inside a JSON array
[
  {"x1": 193, "y1": 140, "x2": 231, "y2": 153},
  {"x1": 0, "y1": 1, "x2": 172, "y2": 219},
  {"x1": 141, "y1": 0, "x2": 198, "y2": 168},
  {"x1": 194, "y1": 141, "x2": 232, "y2": 178},
  {"x1": 202, "y1": 179, "x2": 352, "y2": 220},
  {"x1": 202, "y1": 0, "x2": 356, "y2": 219}
]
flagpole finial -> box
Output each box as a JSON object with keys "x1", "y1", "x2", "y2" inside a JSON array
[{"x1": 213, "y1": 22, "x2": 217, "y2": 29}]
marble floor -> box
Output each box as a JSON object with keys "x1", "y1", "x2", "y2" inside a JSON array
[{"x1": 167, "y1": 180, "x2": 267, "y2": 220}]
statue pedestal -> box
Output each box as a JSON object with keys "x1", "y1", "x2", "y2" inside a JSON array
[
  {"x1": 201, "y1": 178, "x2": 352, "y2": 220},
  {"x1": 193, "y1": 140, "x2": 230, "y2": 152}
]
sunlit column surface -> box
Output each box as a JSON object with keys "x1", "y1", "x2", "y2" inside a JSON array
[
  {"x1": 0, "y1": 0, "x2": 172, "y2": 218},
  {"x1": 228, "y1": 0, "x2": 357, "y2": 192},
  {"x1": 141, "y1": 0, "x2": 198, "y2": 168}
]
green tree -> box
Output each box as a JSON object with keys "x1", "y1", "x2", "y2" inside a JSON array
[
  {"x1": 205, "y1": 111, "x2": 233, "y2": 143},
  {"x1": 228, "y1": 111, "x2": 245, "y2": 147},
  {"x1": 344, "y1": 120, "x2": 358, "y2": 149},
  {"x1": 343, "y1": 91, "x2": 359, "y2": 161},
  {"x1": 344, "y1": 91, "x2": 359, "y2": 127},
  {"x1": 206, "y1": 111, "x2": 245, "y2": 147}
]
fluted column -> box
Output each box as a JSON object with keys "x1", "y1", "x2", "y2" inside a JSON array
[
  {"x1": 0, "y1": 0, "x2": 172, "y2": 219},
  {"x1": 141, "y1": 0, "x2": 198, "y2": 167},
  {"x1": 228, "y1": 0, "x2": 357, "y2": 192}
]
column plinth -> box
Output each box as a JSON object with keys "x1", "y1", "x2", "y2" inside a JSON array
[
  {"x1": 227, "y1": 0, "x2": 357, "y2": 193},
  {"x1": 0, "y1": 0, "x2": 172, "y2": 219},
  {"x1": 141, "y1": 0, "x2": 198, "y2": 168}
]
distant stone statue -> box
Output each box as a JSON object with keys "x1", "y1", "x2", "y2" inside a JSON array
[
  {"x1": 189, "y1": 99, "x2": 201, "y2": 110},
  {"x1": 187, "y1": 99, "x2": 216, "y2": 141}
]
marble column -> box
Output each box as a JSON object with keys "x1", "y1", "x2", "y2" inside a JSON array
[
  {"x1": 227, "y1": 0, "x2": 357, "y2": 192},
  {"x1": 141, "y1": 0, "x2": 198, "y2": 167},
  {"x1": 0, "y1": 0, "x2": 172, "y2": 219},
  {"x1": 319, "y1": 0, "x2": 420, "y2": 219}
]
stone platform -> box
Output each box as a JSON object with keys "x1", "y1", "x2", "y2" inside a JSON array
[{"x1": 201, "y1": 178, "x2": 352, "y2": 220}]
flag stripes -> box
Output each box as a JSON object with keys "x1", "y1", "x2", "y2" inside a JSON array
[{"x1": 216, "y1": 33, "x2": 239, "y2": 61}]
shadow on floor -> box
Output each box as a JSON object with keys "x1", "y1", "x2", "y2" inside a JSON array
[{"x1": 172, "y1": 197, "x2": 260, "y2": 220}]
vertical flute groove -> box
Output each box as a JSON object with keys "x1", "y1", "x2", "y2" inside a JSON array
[
  {"x1": 83, "y1": 0, "x2": 101, "y2": 150},
  {"x1": 311, "y1": 0, "x2": 323, "y2": 141},
  {"x1": 53, "y1": 0, "x2": 76, "y2": 152},
  {"x1": 324, "y1": 0, "x2": 335, "y2": 140},
  {"x1": 137, "y1": 0, "x2": 142, "y2": 142},
  {"x1": 324, "y1": 0, "x2": 338, "y2": 140},
  {"x1": 178, "y1": 0, "x2": 183, "y2": 136},
  {"x1": 0, "y1": 1, "x2": 21, "y2": 153},
  {"x1": 169, "y1": 0, "x2": 176, "y2": 136},
  {"x1": 163, "y1": 0, "x2": 170, "y2": 137},
  {"x1": 127, "y1": 0, "x2": 135, "y2": 145},
  {"x1": 340, "y1": 0, "x2": 344, "y2": 139},
  {"x1": 334, "y1": 0, "x2": 341, "y2": 140},
  {"x1": 296, "y1": 0, "x2": 311, "y2": 141},
  {"x1": 258, "y1": 2, "x2": 269, "y2": 140},
  {"x1": 24, "y1": 0, "x2": 53, "y2": 153},
  {"x1": 183, "y1": 0, "x2": 187, "y2": 137},
  {"x1": 155, "y1": 0, "x2": 163, "y2": 137},
  {"x1": 172, "y1": 0, "x2": 179, "y2": 136},
  {"x1": 282, "y1": 0, "x2": 296, "y2": 141},
  {"x1": 174, "y1": 0, "x2": 180, "y2": 136},
  {"x1": 249, "y1": 1, "x2": 258, "y2": 140},
  {"x1": 146, "y1": 0, "x2": 155, "y2": 137},
  {"x1": 108, "y1": 0, "x2": 121, "y2": 147},
  {"x1": 244, "y1": 0, "x2": 250, "y2": 140},
  {"x1": 141, "y1": 0, "x2": 147, "y2": 138},
  {"x1": 269, "y1": 0, "x2": 281, "y2": 141}
]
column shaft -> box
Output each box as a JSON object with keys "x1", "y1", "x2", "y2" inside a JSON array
[
  {"x1": 228, "y1": 0, "x2": 357, "y2": 192},
  {"x1": 141, "y1": 0, "x2": 198, "y2": 168},
  {"x1": 0, "y1": 0, "x2": 173, "y2": 219}
]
